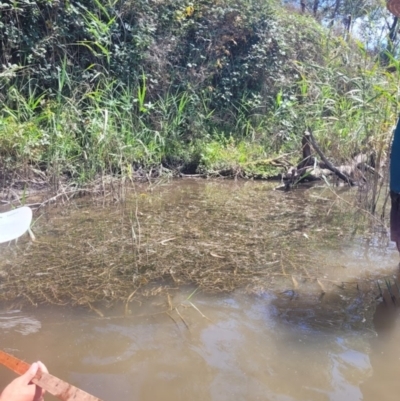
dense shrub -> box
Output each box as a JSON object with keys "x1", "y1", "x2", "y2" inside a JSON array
[{"x1": 0, "y1": 0, "x2": 396, "y2": 180}]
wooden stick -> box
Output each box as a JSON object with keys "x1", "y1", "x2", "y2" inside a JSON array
[
  {"x1": 305, "y1": 128, "x2": 357, "y2": 186},
  {"x1": 0, "y1": 350, "x2": 104, "y2": 401}
]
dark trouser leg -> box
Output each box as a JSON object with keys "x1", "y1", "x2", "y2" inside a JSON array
[{"x1": 390, "y1": 191, "x2": 400, "y2": 254}]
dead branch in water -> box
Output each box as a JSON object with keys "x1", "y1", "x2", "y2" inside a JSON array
[{"x1": 305, "y1": 128, "x2": 357, "y2": 186}]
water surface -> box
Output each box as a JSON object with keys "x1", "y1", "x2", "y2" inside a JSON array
[{"x1": 0, "y1": 180, "x2": 399, "y2": 401}]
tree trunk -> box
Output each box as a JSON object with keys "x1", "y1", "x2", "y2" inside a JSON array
[
  {"x1": 312, "y1": 0, "x2": 319, "y2": 16},
  {"x1": 388, "y1": 16, "x2": 399, "y2": 52},
  {"x1": 381, "y1": 16, "x2": 398, "y2": 66},
  {"x1": 329, "y1": 0, "x2": 341, "y2": 26}
]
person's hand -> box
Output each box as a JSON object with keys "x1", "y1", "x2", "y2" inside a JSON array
[{"x1": 0, "y1": 361, "x2": 48, "y2": 401}]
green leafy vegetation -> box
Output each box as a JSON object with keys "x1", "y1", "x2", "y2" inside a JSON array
[{"x1": 0, "y1": 0, "x2": 398, "y2": 183}]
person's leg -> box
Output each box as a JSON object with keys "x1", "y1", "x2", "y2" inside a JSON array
[{"x1": 390, "y1": 191, "x2": 400, "y2": 255}]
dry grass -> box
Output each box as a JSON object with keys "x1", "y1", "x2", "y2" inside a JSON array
[{"x1": 0, "y1": 180, "x2": 392, "y2": 313}]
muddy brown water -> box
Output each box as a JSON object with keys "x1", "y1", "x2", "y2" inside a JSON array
[{"x1": 0, "y1": 180, "x2": 400, "y2": 401}]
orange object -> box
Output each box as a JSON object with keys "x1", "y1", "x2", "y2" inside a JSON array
[{"x1": 0, "y1": 350, "x2": 103, "y2": 401}]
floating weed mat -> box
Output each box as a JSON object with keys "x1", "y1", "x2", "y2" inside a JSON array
[{"x1": 0, "y1": 180, "x2": 393, "y2": 312}]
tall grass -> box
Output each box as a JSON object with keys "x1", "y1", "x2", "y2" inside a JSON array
[
  {"x1": 0, "y1": 70, "x2": 216, "y2": 184},
  {"x1": 0, "y1": 3, "x2": 399, "y2": 192}
]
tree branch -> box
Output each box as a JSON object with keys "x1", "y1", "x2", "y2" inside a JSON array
[{"x1": 305, "y1": 128, "x2": 357, "y2": 186}]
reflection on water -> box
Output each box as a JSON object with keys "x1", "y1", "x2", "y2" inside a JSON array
[
  {"x1": 0, "y1": 310, "x2": 41, "y2": 335},
  {"x1": 0, "y1": 180, "x2": 399, "y2": 400},
  {"x1": 1, "y1": 289, "x2": 400, "y2": 401},
  {"x1": 360, "y1": 287, "x2": 400, "y2": 401}
]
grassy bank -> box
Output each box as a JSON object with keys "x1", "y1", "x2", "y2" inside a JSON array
[{"x1": 0, "y1": 0, "x2": 398, "y2": 187}]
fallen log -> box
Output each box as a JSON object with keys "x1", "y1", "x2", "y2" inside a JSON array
[{"x1": 305, "y1": 128, "x2": 357, "y2": 186}]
